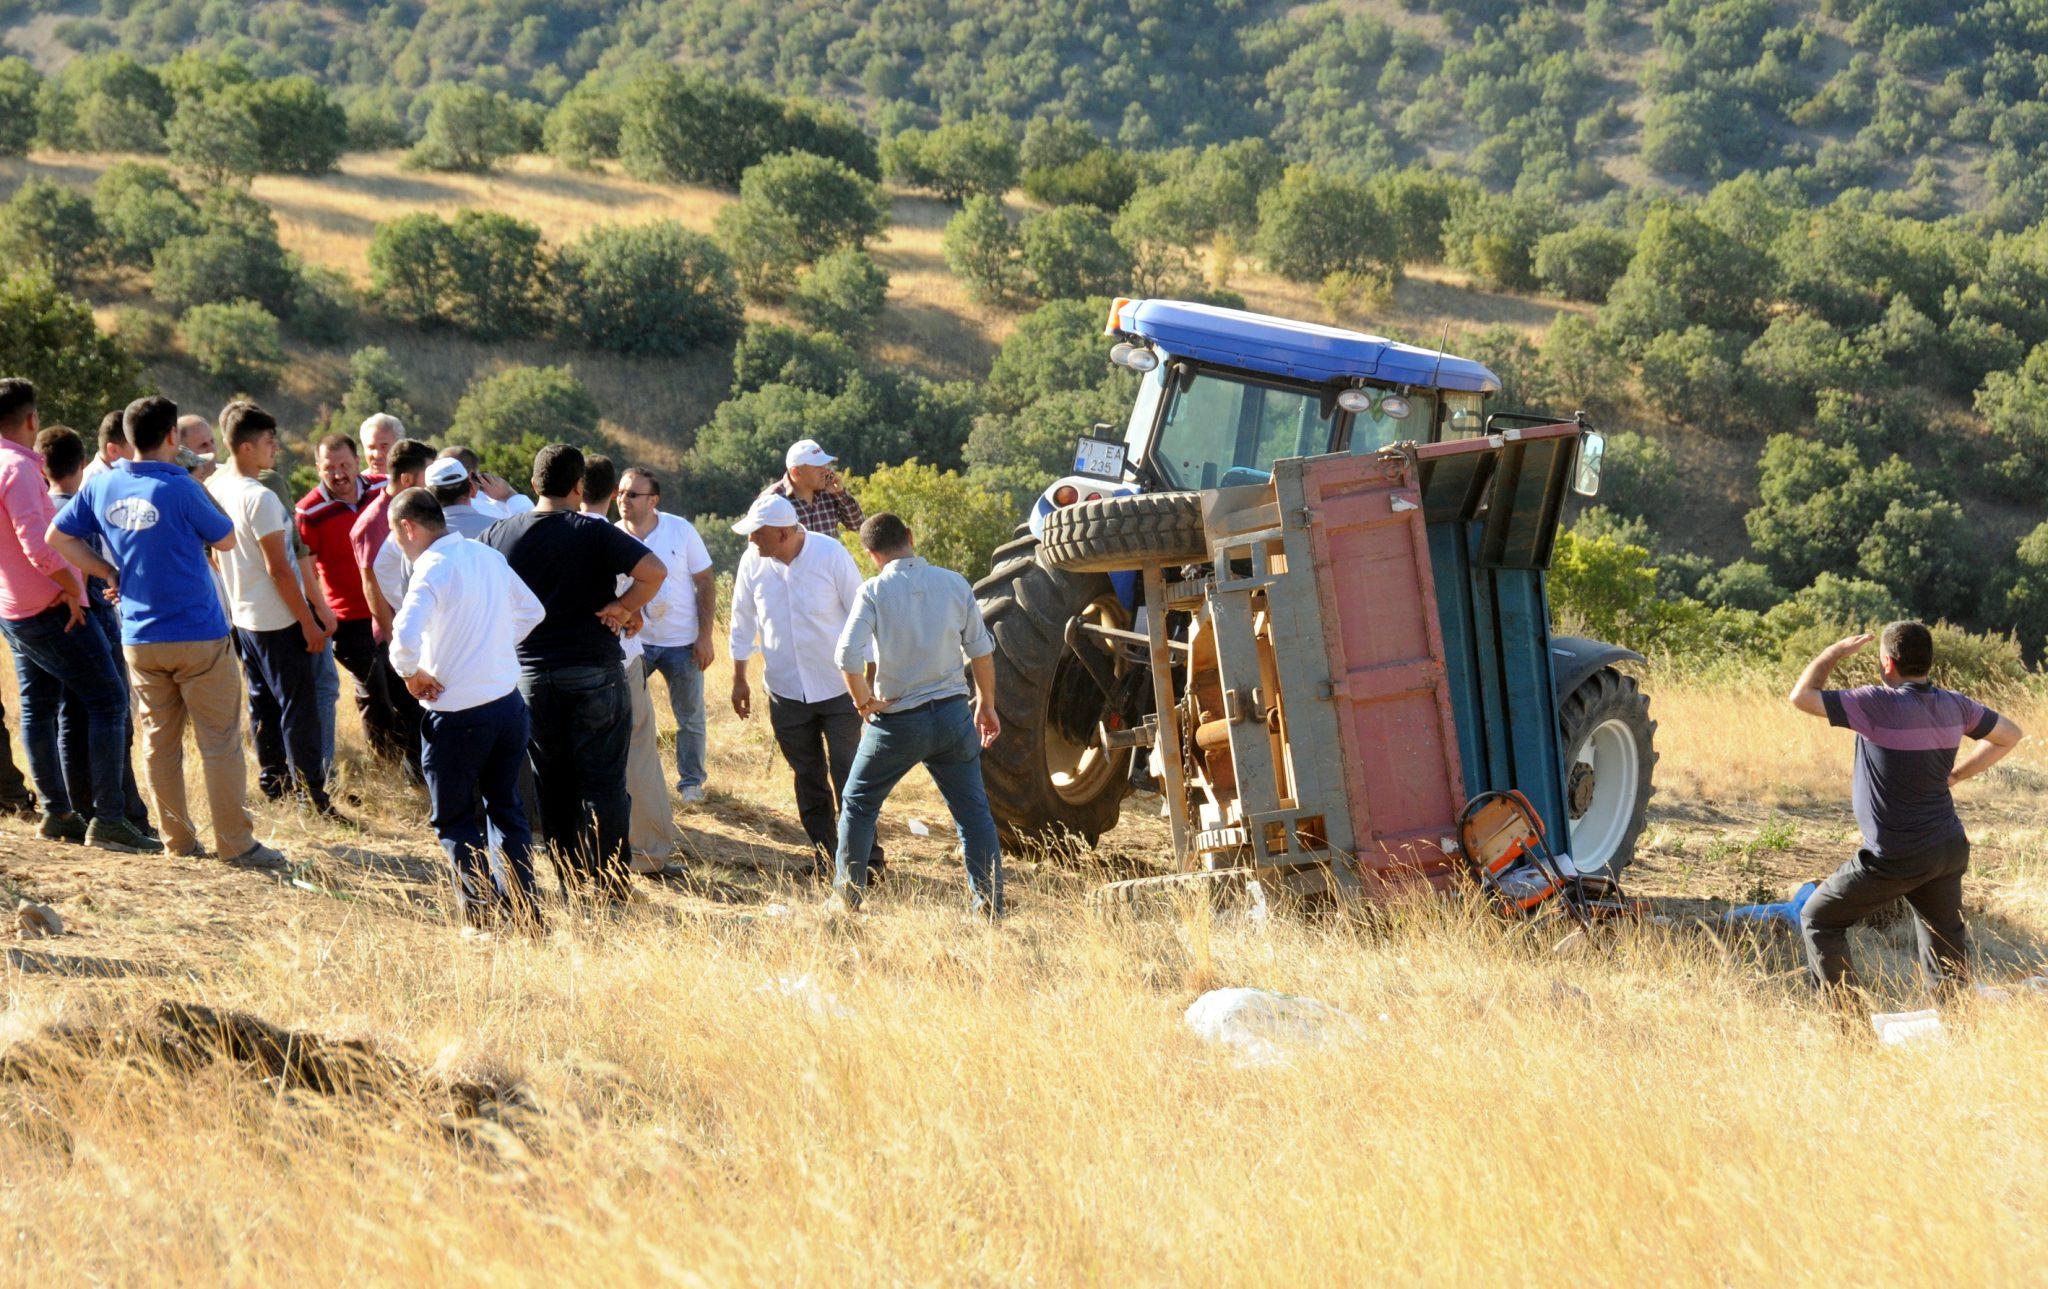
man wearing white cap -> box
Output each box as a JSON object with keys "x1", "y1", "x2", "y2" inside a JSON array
[
  {"x1": 768, "y1": 439, "x2": 864, "y2": 535},
  {"x1": 728, "y1": 491, "x2": 882, "y2": 876}
]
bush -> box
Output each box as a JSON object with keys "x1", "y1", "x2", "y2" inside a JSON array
[
  {"x1": 1532, "y1": 224, "x2": 1633, "y2": 302},
  {"x1": 1317, "y1": 268, "x2": 1396, "y2": 326},
  {"x1": 407, "y1": 86, "x2": 526, "y2": 173},
  {"x1": 367, "y1": 210, "x2": 549, "y2": 338},
  {"x1": 789, "y1": 248, "x2": 889, "y2": 342},
  {"x1": 93, "y1": 161, "x2": 199, "y2": 267},
  {"x1": 544, "y1": 81, "x2": 624, "y2": 169},
  {"x1": 554, "y1": 221, "x2": 742, "y2": 355},
  {"x1": 714, "y1": 151, "x2": 889, "y2": 298},
  {"x1": 1020, "y1": 206, "x2": 1131, "y2": 302},
  {"x1": 881, "y1": 116, "x2": 1021, "y2": 202},
  {"x1": 149, "y1": 191, "x2": 297, "y2": 314},
  {"x1": 446, "y1": 365, "x2": 608, "y2": 484},
  {"x1": 165, "y1": 92, "x2": 261, "y2": 186},
  {"x1": 0, "y1": 57, "x2": 40, "y2": 156},
  {"x1": 286, "y1": 264, "x2": 356, "y2": 344},
  {"x1": 231, "y1": 76, "x2": 347, "y2": 175},
  {"x1": 0, "y1": 179, "x2": 105, "y2": 289},
  {"x1": 986, "y1": 297, "x2": 1121, "y2": 413},
  {"x1": 1023, "y1": 148, "x2": 1140, "y2": 211},
  {"x1": 107, "y1": 304, "x2": 175, "y2": 358},
  {"x1": 1637, "y1": 326, "x2": 1743, "y2": 423},
  {"x1": 1603, "y1": 206, "x2": 1767, "y2": 345},
  {"x1": 964, "y1": 383, "x2": 1129, "y2": 478},
  {"x1": 1973, "y1": 342, "x2": 2048, "y2": 496},
  {"x1": 0, "y1": 268, "x2": 148, "y2": 431},
  {"x1": 617, "y1": 70, "x2": 878, "y2": 190},
  {"x1": 345, "y1": 99, "x2": 411, "y2": 151},
  {"x1": 1441, "y1": 192, "x2": 1565, "y2": 293},
  {"x1": 180, "y1": 300, "x2": 285, "y2": 391},
  {"x1": 1599, "y1": 430, "x2": 1681, "y2": 520},
  {"x1": 941, "y1": 196, "x2": 1024, "y2": 305},
  {"x1": 1255, "y1": 166, "x2": 1399, "y2": 282},
  {"x1": 321, "y1": 344, "x2": 416, "y2": 443},
  {"x1": 731, "y1": 322, "x2": 857, "y2": 396},
  {"x1": 838, "y1": 460, "x2": 1019, "y2": 581}
]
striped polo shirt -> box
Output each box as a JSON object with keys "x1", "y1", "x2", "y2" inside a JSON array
[{"x1": 1822, "y1": 681, "x2": 1999, "y2": 856}]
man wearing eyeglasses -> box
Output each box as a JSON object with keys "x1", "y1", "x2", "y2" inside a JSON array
[{"x1": 616, "y1": 467, "x2": 717, "y2": 805}]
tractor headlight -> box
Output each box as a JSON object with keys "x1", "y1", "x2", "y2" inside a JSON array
[{"x1": 1335, "y1": 388, "x2": 1373, "y2": 413}]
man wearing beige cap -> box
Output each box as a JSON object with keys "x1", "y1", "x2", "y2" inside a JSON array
[
  {"x1": 768, "y1": 439, "x2": 863, "y2": 535},
  {"x1": 728, "y1": 491, "x2": 881, "y2": 876}
]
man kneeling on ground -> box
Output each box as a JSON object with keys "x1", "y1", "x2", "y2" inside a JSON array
[
  {"x1": 388, "y1": 488, "x2": 547, "y2": 931},
  {"x1": 829, "y1": 513, "x2": 1003, "y2": 916},
  {"x1": 1787, "y1": 621, "x2": 2024, "y2": 996}
]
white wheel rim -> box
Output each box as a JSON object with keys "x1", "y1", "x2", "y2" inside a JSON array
[{"x1": 1569, "y1": 718, "x2": 1639, "y2": 873}]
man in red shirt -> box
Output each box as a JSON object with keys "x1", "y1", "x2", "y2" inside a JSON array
[
  {"x1": 297, "y1": 432, "x2": 393, "y2": 770},
  {"x1": 350, "y1": 436, "x2": 433, "y2": 780}
]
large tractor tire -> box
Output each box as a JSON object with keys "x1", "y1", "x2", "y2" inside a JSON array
[
  {"x1": 1042, "y1": 491, "x2": 1208, "y2": 574},
  {"x1": 1559, "y1": 667, "x2": 1657, "y2": 880},
  {"x1": 974, "y1": 535, "x2": 1135, "y2": 849}
]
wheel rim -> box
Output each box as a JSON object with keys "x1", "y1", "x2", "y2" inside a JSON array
[
  {"x1": 1045, "y1": 594, "x2": 1131, "y2": 805},
  {"x1": 1568, "y1": 717, "x2": 1639, "y2": 873}
]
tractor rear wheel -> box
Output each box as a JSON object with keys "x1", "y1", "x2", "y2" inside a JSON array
[
  {"x1": 1559, "y1": 667, "x2": 1656, "y2": 880},
  {"x1": 1042, "y1": 491, "x2": 1208, "y2": 573},
  {"x1": 973, "y1": 538, "x2": 1134, "y2": 849}
]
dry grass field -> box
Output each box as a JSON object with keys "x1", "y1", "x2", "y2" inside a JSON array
[{"x1": 3, "y1": 649, "x2": 2047, "y2": 1284}]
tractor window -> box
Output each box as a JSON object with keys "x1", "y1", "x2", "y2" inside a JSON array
[
  {"x1": 1152, "y1": 373, "x2": 1333, "y2": 490},
  {"x1": 1346, "y1": 391, "x2": 1436, "y2": 455},
  {"x1": 1442, "y1": 392, "x2": 1488, "y2": 440}
]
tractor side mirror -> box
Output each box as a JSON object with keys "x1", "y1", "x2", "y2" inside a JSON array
[{"x1": 1573, "y1": 431, "x2": 1605, "y2": 497}]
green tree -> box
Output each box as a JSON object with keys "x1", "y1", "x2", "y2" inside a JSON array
[
  {"x1": 732, "y1": 322, "x2": 857, "y2": 396},
  {"x1": 37, "y1": 54, "x2": 171, "y2": 154},
  {"x1": 840, "y1": 460, "x2": 1019, "y2": 581},
  {"x1": 1972, "y1": 342, "x2": 2048, "y2": 496},
  {"x1": 179, "y1": 300, "x2": 286, "y2": 392},
  {"x1": 1637, "y1": 326, "x2": 1743, "y2": 423},
  {"x1": 231, "y1": 77, "x2": 347, "y2": 175},
  {"x1": 986, "y1": 297, "x2": 1121, "y2": 413},
  {"x1": 2004, "y1": 521, "x2": 2048, "y2": 659},
  {"x1": 554, "y1": 220, "x2": 743, "y2": 355},
  {"x1": 881, "y1": 116, "x2": 1021, "y2": 202},
  {"x1": 0, "y1": 57, "x2": 39, "y2": 156},
  {"x1": 446, "y1": 365, "x2": 608, "y2": 484},
  {"x1": 789, "y1": 248, "x2": 889, "y2": 342},
  {"x1": 165, "y1": 92, "x2": 262, "y2": 186},
  {"x1": 1603, "y1": 205, "x2": 1767, "y2": 346},
  {"x1": 1023, "y1": 148, "x2": 1140, "y2": 211},
  {"x1": 715, "y1": 151, "x2": 888, "y2": 298},
  {"x1": 544, "y1": 80, "x2": 624, "y2": 169},
  {"x1": 366, "y1": 210, "x2": 548, "y2": 338},
  {"x1": 617, "y1": 69, "x2": 793, "y2": 189},
  {"x1": 1020, "y1": 206, "x2": 1132, "y2": 302},
  {"x1": 321, "y1": 345, "x2": 417, "y2": 443},
  {"x1": 93, "y1": 161, "x2": 200, "y2": 267},
  {"x1": 1532, "y1": 224, "x2": 1634, "y2": 302},
  {"x1": 965, "y1": 383, "x2": 1129, "y2": 478},
  {"x1": 941, "y1": 195, "x2": 1024, "y2": 305},
  {"x1": 0, "y1": 179, "x2": 106, "y2": 290},
  {"x1": 150, "y1": 191, "x2": 298, "y2": 314},
  {"x1": 407, "y1": 85, "x2": 526, "y2": 173},
  {"x1": 1440, "y1": 192, "x2": 1565, "y2": 293},
  {"x1": 1255, "y1": 166, "x2": 1399, "y2": 283},
  {"x1": 0, "y1": 268, "x2": 148, "y2": 431}
]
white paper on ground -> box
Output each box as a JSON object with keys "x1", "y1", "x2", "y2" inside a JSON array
[
  {"x1": 1183, "y1": 987, "x2": 1366, "y2": 1067},
  {"x1": 1871, "y1": 1009, "x2": 1944, "y2": 1045}
]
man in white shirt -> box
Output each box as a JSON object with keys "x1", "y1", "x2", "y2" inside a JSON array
[
  {"x1": 205, "y1": 401, "x2": 339, "y2": 818},
  {"x1": 728, "y1": 492, "x2": 879, "y2": 876},
  {"x1": 582, "y1": 456, "x2": 678, "y2": 873},
  {"x1": 617, "y1": 466, "x2": 717, "y2": 804},
  {"x1": 387, "y1": 488, "x2": 547, "y2": 931}
]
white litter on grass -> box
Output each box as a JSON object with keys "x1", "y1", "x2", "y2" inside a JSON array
[
  {"x1": 760, "y1": 902, "x2": 793, "y2": 918},
  {"x1": 758, "y1": 973, "x2": 850, "y2": 1019},
  {"x1": 1183, "y1": 987, "x2": 1366, "y2": 1067},
  {"x1": 1871, "y1": 1009, "x2": 1945, "y2": 1046},
  {"x1": 905, "y1": 818, "x2": 932, "y2": 837}
]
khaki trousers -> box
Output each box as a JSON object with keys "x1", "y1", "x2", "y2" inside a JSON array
[
  {"x1": 625, "y1": 656, "x2": 677, "y2": 862},
  {"x1": 123, "y1": 636, "x2": 256, "y2": 858}
]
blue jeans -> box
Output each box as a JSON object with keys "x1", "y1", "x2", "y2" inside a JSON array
[
  {"x1": 58, "y1": 594, "x2": 147, "y2": 825},
  {"x1": 235, "y1": 624, "x2": 329, "y2": 807},
  {"x1": 833, "y1": 695, "x2": 1002, "y2": 912},
  {"x1": 519, "y1": 663, "x2": 632, "y2": 893},
  {"x1": 312, "y1": 643, "x2": 339, "y2": 771},
  {"x1": 641, "y1": 642, "x2": 707, "y2": 791},
  {"x1": 0, "y1": 601, "x2": 129, "y2": 821},
  {"x1": 421, "y1": 690, "x2": 536, "y2": 924}
]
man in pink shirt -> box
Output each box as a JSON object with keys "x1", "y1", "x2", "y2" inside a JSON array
[{"x1": 0, "y1": 379, "x2": 162, "y2": 853}]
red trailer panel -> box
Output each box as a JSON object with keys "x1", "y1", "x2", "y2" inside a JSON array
[{"x1": 1295, "y1": 451, "x2": 1466, "y2": 888}]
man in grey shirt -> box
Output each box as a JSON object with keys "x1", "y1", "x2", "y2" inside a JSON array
[{"x1": 830, "y1": 512, "x2": 1002, "y2": 914}]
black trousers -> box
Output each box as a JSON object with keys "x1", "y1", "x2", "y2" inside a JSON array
[
  {"x1": 1800, "y1": 835, "x2": 1970, "y2": 991},
  {"x1": 235, "y1": 624, "x2": 330, "y2": 809},
  {"x1": 330, "y1": 618, "x2": 393, "y2": 754},
  {"x1": 520, "y1": 663, "x2": 631, "y2": 896},
  {"x1": 768, "y1": 691, "x2": 880, "y2": 867}
]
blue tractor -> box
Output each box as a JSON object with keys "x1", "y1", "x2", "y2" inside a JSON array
[{"x1": 971, "y1": 299, "x2": 1657, "y2": 880}]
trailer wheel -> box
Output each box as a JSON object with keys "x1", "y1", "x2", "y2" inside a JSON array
[
  {"x1": 1559, "y1": 667, "x2": 1656, "y2": 880},
  {"x1": 973, "y1": 542, "x2": 1133, "y2": 849},
  {"x1": 1042, "y1": 491, "x2": 1208, "y2": 573}
]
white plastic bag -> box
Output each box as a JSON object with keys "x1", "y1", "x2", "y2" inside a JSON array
[
  {"x1": 1871, "y1": 1009, "x2": 1944, "y2": 1046},
  {"x1": 1183, "y1": 987, "x2": 1364, "y2": 1066}
]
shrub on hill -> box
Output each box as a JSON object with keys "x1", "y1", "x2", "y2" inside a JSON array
[
  {"x1": 882, "y1": 116, "x2": 1022, "y2": 203},
  {"x1": 0, "y1": 179, "x2": 106, "y2": 290},
  {"x1": 0, "y1": 268, "x2": 148, "y2": 431},
  {"x1": 367, "y1": 209, "x2": 549, "y2": 339},
  {"x1": 447, "y1": 365, "x2": 608, "y2": 484},
  {"x1": 554, "y1": 221, "x2": 743, "y2": 356},
  {"x1": 179, "y1": 299, "x2": 285, "y2": 392}
]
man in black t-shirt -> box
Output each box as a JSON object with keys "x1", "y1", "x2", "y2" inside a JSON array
[{"x1": 482, "y1": 444, "x2": 666, "y2": 897}]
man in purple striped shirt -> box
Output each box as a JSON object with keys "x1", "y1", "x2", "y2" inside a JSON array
[{"x1": 1788, "y1": 622, "x2": 2024, "y2": 994}]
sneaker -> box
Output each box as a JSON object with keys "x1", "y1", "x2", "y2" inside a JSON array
[
  {"x1": 86, "y1": 817, "x2": 166, "y2": 854},
  {"x1": 678, "y1": 784, "x2": 707, "y2": 806},
  {"x1": 38, "y1": 812, "x2": 86, "y2": 844},
  {"x1": 224, "y1": 841, "x2": 288, "y2": 870}
]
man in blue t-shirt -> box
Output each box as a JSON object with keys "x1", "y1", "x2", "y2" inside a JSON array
[
  {"x1": 1787, "y1": 621, "x2": 2025, "y2": 994},
  {"x1": 48, "y1": 395, "x2": 285, "y2": 869}
]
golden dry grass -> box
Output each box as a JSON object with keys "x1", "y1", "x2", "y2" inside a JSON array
[{"x1": 3, "y1": 653, "x2": 2047, "y2": 1283}]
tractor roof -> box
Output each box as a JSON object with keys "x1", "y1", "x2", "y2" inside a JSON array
[{"x1": 1111, "y1": 299, "x2": 1502, "y2": 393}]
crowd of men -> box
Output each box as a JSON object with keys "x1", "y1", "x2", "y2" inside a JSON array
[{"x1": 0, "y1": 378, "x2": 1005, "y2": 931}]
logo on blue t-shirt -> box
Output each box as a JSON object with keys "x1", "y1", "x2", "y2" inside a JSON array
[{"x1": 106, "y1": 498, "x2": 161, "y2": 531}]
